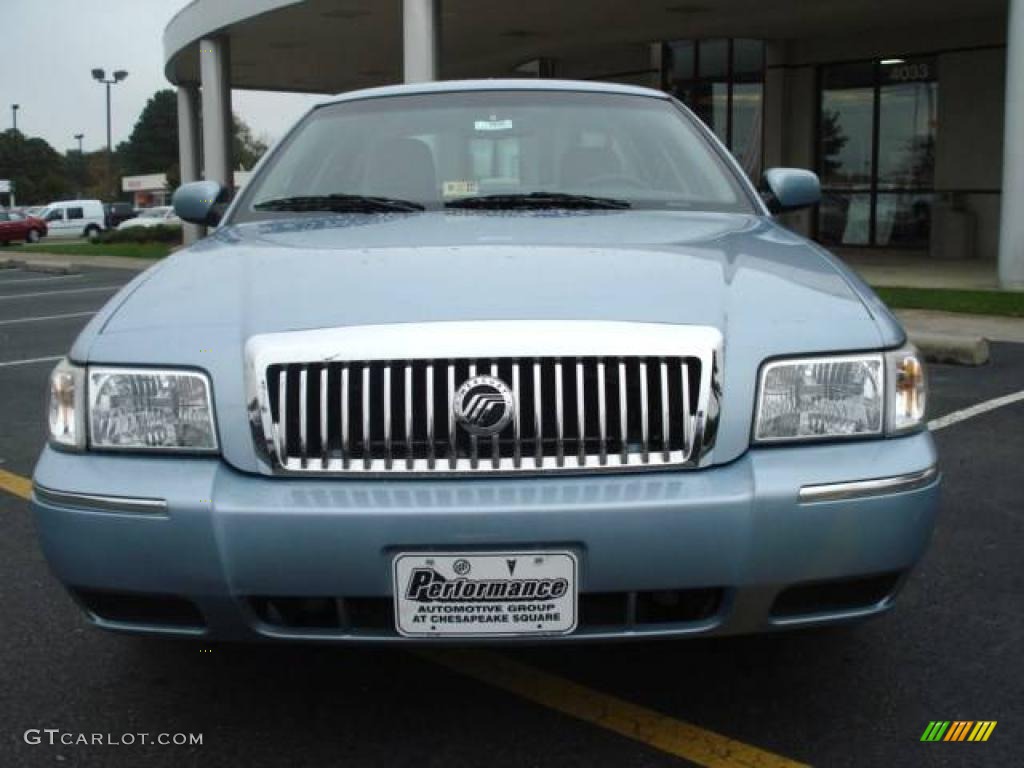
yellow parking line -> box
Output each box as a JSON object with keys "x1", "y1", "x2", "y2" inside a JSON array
[
  {"x1": 420, "y1": 649, "x2": 808, "y2": 768},
  {"x1": 0, "y1": 468, "x2": 32, "y2": 500}
]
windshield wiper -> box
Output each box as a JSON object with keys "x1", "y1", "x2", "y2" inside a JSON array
[
  {"x1": 254, "y1": 194, "x2": 425, "y2": 213},
  {"x1": 445, "y1": 192, "x2": 631, "y2": 210}
]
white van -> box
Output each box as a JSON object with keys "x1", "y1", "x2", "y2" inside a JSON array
[{"x1": 39, "y1": 200, "x2": 106, "y2": 240}]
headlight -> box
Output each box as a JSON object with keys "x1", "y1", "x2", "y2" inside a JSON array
[
  {"x1": 754, "y1": 345, "x2": 926, "y2": 443},
  {"x1": 48, "y1": 359, "x2": 86, "y2": 450},
  {"x1": 88, "y1": 367, "x2": 218, "y2": 451}
]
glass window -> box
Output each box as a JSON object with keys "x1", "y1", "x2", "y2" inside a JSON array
[
  {"x1": 817, "y1": 57, "x2": 937, "y2": 248},
  {"x1": 733, "y1": 39, "x2": 764, "y2": 76},
  {"x1": 819, "y1": 192, "x2": 872, "y2": 246},
  {"x1": 732, "y1": 82, "x2": 763, "y2": 177},
  {"x1": 698, "y1": 39, "x2": 729, "y2": 79},
  {"x1": 664, "y1": 38, "x2": 765, "y2": 178},
  {"x1": 667, "y1": 41, "x2": 694, "y2": 81},
  {"x1": 875, "y1": 192, "x2": 934, "y2": 247},
  {"x1": 67, "y1": 207, "x2": 84, "y2": 220},
  {"x1": 235, "y1": 90, "x2": 754, "y2": 221},
  {"x1": 878, "y1": 59, "x2": 937, "y2": 189}
]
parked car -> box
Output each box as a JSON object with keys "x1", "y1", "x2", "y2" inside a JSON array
[
  {"x1": 33, "y1": 80, "x2": 938, "y2": 644},
  {"x1": 116, "y1": 206, "x2": 182, "y2": 230},
  {"x1": 38, "y1": 200, "x2": 106, "y2": 240},
  {"x1": 0, "y1": 209, "x2": 47, "y2": 244},
  {"x1": 104, "y1": 202, "x2": 137, "y2": 229}
]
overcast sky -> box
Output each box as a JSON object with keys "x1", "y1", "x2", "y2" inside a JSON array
[{"x1": 0, "y1": 0, "x2": 321, "y2": 156}]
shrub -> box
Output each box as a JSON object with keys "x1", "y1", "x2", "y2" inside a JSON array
[{"x1": 100, "y1": 225, "x2": 182, "y2": 245}]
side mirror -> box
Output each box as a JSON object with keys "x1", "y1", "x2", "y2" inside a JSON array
[
  {"x1": 172, "y1": 180, "x2": 229, "y2": 226},
  {"x1": 761, "y1": 168, "x2": 821, "y2": 214}
]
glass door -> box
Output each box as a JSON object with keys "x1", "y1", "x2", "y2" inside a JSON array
[{"x1": 817, "y1": 57, "x2": 937, "y2": 248}]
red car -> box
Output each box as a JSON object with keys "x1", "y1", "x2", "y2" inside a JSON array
[{"x1": 0, "y1": 210, "x2": 47, "y2": 245}]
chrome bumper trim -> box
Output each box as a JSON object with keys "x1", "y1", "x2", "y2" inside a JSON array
[
  {"x1": 798, "y1": 466, "x2": 939, "y2": 504},
  {"x1": 33, "y1": 484, "x2": 168, "y2": 515}
]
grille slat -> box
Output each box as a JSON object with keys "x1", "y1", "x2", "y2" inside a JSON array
[
  {"x1": 681, "y1": 361, "x2": 691, "y2": 454},
  {"x1": 264, "y1": 355, "x2": 703, "y2": 475},
  {"x1": 404, "y1": 364, "x2": 413, "y2": 469},
  {"x1": 320, "y1": 367, "x2": 329, "y2": 468},
  {"x1": 298, "y1": 367, "x2": 308, "y2": 465},
  {"x1": 660, "y1": 359, "x2": 670, "y2": 461},
  {"x1": 639, "y1": 360, "x2": 649, "y2": 462},
  {"x1": 426, "y1": 363, "x2": 435, "y2": 468},
  {"x1": 275, "y1": 371, "x2": 288, "y2": 463},
  {"x1": 555, "y1": 360, "x2": 565, "y2": 467},
  {"x1": 533, "y1": 361, "x2": 543, "y2": 469},
  {"x1": 340, "y1": 365, "x2": 350, "y2": 468},
  {"x1": 447, "y1": 363, "x2": 456, "y2": 470},
  {"x1": 618, "y1": 360, "x2": 628, "y2": 465},
  {"x1": 598, "y1": 360, "x2": 608, "y2": 465},
  {"x1": 576, "y1": 359, "x2": 586, "y2": 467},
  {"x1": 383, "y1": 366, "x2": 392, "y2": 469},
  {"x1": 512, "y1": 362, "x2": 522, "y2": 468},
  {"x1": 490, "y1": 362, "x2": 500, "y2": 469},
  {"x1": 362, "y1": 366, "x2": 371, "y2": 470},
  {"x1": 468, "y1": 362, "x2": 479, "y2": 469}
]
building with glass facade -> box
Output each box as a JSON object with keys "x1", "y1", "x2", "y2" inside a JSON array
[{"x1": 163, "y1": 0, "x2": 1024, "y2": 287}]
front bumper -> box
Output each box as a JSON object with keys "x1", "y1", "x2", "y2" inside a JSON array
[{"x1": 31, "y1": 433, "x2": 940, "y2": 643}]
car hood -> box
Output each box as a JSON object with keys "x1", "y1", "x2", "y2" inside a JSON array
[{"x1": 76, "y1": 210, "x2": 903, "y2": 471}]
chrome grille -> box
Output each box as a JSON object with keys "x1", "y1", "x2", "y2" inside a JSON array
[{"x1": 247, "y1": 321, "x2": 721, "y2": 476}]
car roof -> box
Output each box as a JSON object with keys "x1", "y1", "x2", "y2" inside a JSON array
[{"x1": 316, "y1": 78, "x2": 670, "y2": 108}]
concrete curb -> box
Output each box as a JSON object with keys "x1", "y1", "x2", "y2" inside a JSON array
[
  {"x1": 25, "y1": 260, "x2": 74, "y2": 275},
  {"x1": 909, "y1": 331, "x2": 990, "y2": 366},
  {"x1": 0, "y1": 257, "x2": 76, "y2": 275},
  {"x1": 0, "y1": 252, "x2": 155, "y2": 272}
]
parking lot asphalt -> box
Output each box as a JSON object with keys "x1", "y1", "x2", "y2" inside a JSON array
[{"x1": 0, "y1": 264, "x2": 1021, "y2": 767}]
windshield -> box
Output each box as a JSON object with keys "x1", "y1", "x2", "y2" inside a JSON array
[
  {"x1": 141, "y1": 208, "x2": 170, "y2": 218},
  {"x1": 233, "y1": 90, "x2": 754, "y2": 221}
]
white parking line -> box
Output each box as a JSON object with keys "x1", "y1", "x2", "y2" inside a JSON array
[
  {"x1": 929, "y1": 390, "x2": 1024, "y2": 432},
  {"x1": 0, "y1": 311, "x2": 97, "y2": 326},
  {"x1": 0, "y1": 274, "x2": 83, "y2": 286},
  {"x1": 0, "y1": 355, "x2": 63, "y2": 369},
  {"x1": 0, "y1": 285, "x2": 122, "y2": 301}
]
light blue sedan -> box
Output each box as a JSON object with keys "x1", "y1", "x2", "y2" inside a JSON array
[{"x1": 33, "y1": 80, "x2": 938, "y2": 642}]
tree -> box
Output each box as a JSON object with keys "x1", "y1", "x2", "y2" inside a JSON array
[
  {"x1": 0, "y1": 130, "x2": 74, "y2": 205},
  {"x1": 117, "y1": 89, "x2": 270, "y2": 192},
  {"x1": 820, "y1": 110, "x2": 849, "y2": 179},
  {"x1": 118, "y1": 90, "x2": 179, "y2": 177},
  {"x1": 233, "y1": 115, "x2": 268, "y2": 170}
]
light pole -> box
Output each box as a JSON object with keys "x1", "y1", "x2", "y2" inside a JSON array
[
  {"x1": 11, "y1": 104, "x2": 18, "y2": 134},
  {"x1": 73, "y1": 134, "x2": 85, "y2": 197},
  {"x1": 91, "y1": 68, "x2": 128, "y2": 200}
]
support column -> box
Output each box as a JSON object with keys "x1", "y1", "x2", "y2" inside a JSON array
[
  {"x1": 200, "y1": 36, "x2": 234, "y2": 192},
  {"x1": 999, "y1": 0, "x2": 1024, "y2": 288},
  {"x1": 762, "y1": 42, "x2": 787, "y2": 171},
  {"x1": 176, "y1": 84, "x2": 203, "y2": 244},
  {"x1": 403, "y1": 0, "x2": 440, "y2": 83}
]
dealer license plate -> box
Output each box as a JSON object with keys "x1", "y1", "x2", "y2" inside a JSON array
[{"x1": 393, "y1": 551, "x2": 578, "y2": 638}]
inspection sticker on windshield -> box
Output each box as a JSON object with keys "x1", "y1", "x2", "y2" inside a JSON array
[
  {"x1": 393, "y1": 552, "x2": 577, "y2": 637},
  {"x1": 442, "y1": 180, "x2": 479, "y2": 197},
  {"x1": 474, "y1": 118, "x2": 514, "y2": 131}
]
